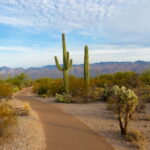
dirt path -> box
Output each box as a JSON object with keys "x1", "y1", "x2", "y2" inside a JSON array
[{"x1": 15, "y1": 88, "x2": 115, "y2": 150}]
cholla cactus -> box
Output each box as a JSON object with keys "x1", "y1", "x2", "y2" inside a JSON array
[{"x1": 111, "y1": 85, "x2": 138, "y2": 135}]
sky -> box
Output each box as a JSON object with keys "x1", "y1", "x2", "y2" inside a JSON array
[{"x1": 0, "y1": 0, "x2": 150, "y2": 68}]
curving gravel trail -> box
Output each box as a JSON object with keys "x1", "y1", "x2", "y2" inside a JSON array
[{"x1": 15, "y1": 88, "x2": 115, "y2": 150}]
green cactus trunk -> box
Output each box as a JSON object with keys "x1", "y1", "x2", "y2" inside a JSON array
[
  {"x1": 63, "y1": 70, "x2": 69, "y2": 93},
  {"x1": 54, "y1": 33, "x2": 73, "y2": 94},
  {"x1": 84, "y1": 46, "x2": 90, "y2": 93}
]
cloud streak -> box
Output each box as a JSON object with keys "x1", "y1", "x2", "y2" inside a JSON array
[
  {"x1": 0, "y1": 0, "x2": 149, "y2": 45},
  {"x1": 0, "y1": 44, "x2": 149, "y2": 68},
  {"x1": 0, "y1": 0, "x2": 141, "y2": 32}
]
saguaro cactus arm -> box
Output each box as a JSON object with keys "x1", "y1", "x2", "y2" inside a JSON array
[
  {"x1": 54, "y1": 56, "x2": 63, "y2": 71},
  {"x1": 68, "y1": 59, "x2": 73, "y2": 69},
  {"x1": 67, "y1": 52, "x2": 70, "y2": 66}
]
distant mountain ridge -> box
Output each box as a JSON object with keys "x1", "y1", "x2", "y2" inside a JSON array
[{"x1": 0, "y1": 61, "x2": 150, "y2": 79}]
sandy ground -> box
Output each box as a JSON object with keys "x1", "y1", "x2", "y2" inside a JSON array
[
  {"x1": 15, "y1": 89, "x2": 114, "y2": 150},
  {"x1": 0, "y1": 98, "x2": 46, "y2": 150},
  {"x1": 38, "y1": 97, "x2": 150, "y2": 150}
]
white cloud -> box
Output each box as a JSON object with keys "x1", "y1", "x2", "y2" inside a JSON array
[
  {"x1": 0, "y1": 0, "x2": 141, "y2": 33},
  {"x1": 0, "y1": 45, "x2": 149, "y2": 68},
  {"x1": 103, "y1": 0, "x2": 150, "y2": 44}
]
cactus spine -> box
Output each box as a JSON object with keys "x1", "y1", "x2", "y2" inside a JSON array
[
  {"x1": 54, "y1": 33, "x2": 73, "y2": 94},
  {"x1": 84, "y1": 45, "x2": 90, "y2": 92}
]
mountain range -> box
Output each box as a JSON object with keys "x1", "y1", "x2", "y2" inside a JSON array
[{"x1": 0, "y1": 61, "x2": 149, "y2": 79}]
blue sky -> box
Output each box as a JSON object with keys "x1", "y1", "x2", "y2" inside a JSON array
[{"x1": 0, "y1": 0, "x2": 150, "y2": 68}]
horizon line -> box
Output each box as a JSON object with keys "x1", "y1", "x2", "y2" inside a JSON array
[{"x1": 0, "y1": 60, "x2": 149, "y2": 69}]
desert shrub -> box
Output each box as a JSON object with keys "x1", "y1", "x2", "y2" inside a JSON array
[
  {"x1": 55, "y1": 93, "x2": 72, "y2": 103},
  {"x1": 125, "y1": 130, "x2": 145, "y2": 142},
  {"x1": 0, "y1": 102, "x2": 17, "y2": 137},
  {"x1": 6, "y1": 73, "x2": 32, "y2": 90},
  {"x1": 94, "y1": 71, "x2": 141, "y2": 88},
  {"x1": 101, "y1": 84, "x2": 112, "y2": 101},
  {"x1": 32, "y1": 78, "x2": 52, "y2": 95},
  {"x1": 88, "y1": 87, "x2": 104, "y2": 99},
  {"x1": 125, "y1": 130, "x2": 147, "y2": 149},
  {"x1": 0, "y1": 81, "x2": 13, "y2": 99},
  {"x1": 13, "y1": 86, "x2": 20, "y2": 93},
  {"x1": 110, "y1": 86, "x2": 138, "y2": 135},
  {"x1": 113, "y1": 72, "x2": 141, "y2": 88},
  {"x1": 69, "y1": 76, "x2": 84, "y2": 96},
  {"x1": 32, "y1": 78, "x2": 64, "y2": 97},
  {"x1": 140, "y1": 70, "x2": 150, "y2": 85},
  {"x1": 134, "y1": 86, "x2": 150, "y2": 112},
  {"x1": 47, "y1": 79, "x2": 64, "y2": 96},
  {"x1": 92, "y1": 74, "x2": 114, "y2": 87},
  {"x1": 12, "y1": 73, "x2": 29, "y2": 89}
]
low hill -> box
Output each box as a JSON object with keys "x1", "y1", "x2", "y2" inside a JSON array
[{"x1": 0, "y1": 61, "x2": 150, "y2": 79}]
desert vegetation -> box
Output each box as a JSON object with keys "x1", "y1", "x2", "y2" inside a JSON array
[
  {"x1": 32, "y1": 34, "x2": 150, "y2": 149},
  {"x1": 0, "y1": 73, "x2": 31, "y2": 143}
]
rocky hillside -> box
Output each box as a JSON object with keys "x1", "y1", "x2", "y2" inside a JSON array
[{"x1": 0, "y1": 61, "x2": 149, "y2": 79}]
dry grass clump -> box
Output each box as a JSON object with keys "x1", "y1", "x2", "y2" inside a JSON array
[
  {"x1": 0, "y1": 82, "x2": 13, "y2": 99},
  {"x1": 0, "y1": 102, "x2": 17, "y2": 138},
  {"x1": 125, "y1": 130, "x2": 147, "y2": 150},
  {"x1": 15, "y1": 102, "x2": 31, "y2": 116},
  {"x1": 125, "y1": 130, "x2": 145, "y2": 142},
  {"x1": 22, "y1": 103, "x2": 30, "y2": 115}
]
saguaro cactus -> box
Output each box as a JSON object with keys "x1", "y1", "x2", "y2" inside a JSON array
[
  {"x1": 54, "y1": 33, "x2": 73, "y2": 94},
  {"x1": 84, "y1": 45, "x2": 90, "y2": 92}
]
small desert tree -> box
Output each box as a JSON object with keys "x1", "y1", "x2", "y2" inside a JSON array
[
  {"x1": 111, "y1": 85, "x2": 138, "y2": 135},
  {"x1": 140, "y1": 70, "x2": 150, "y2": 85}
]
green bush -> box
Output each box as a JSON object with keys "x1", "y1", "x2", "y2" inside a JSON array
[
  {"x1": 113, "y1": 72, "x2": 141, "y2": 88},
  {"x1": 134, "y1": 86, "x2": 150, "y2": 112},
  {"x1": 33, "y1": 78, "x2": 51, "y2": 95},
  {"x1": 89, "y1": 87, "x2": 104, "y2": 99},
  {"x1": 95, "y1": 71, "x2": 141, "y2": 88},
  {"x1": 47, "y1": 79, "x2": 64, "y2": 96},
  {"x1": 55, "y1": 93, "x2": 72, "y2": 103},
  {"x1": 32, "y1": 78, "x2": 64, "y2": 97},
  {"x1": 140, "y1": 70, "x2": 150, "y2": 85},
  {"x1": 101, "y1": 84, "x2": 112, "y2": 101},
  {"x1": 6, "y1": 73, "x2": 31, "y2": 90},
  {"x1": 92, "y1": 74, "x2": 114, "y2": 87}
]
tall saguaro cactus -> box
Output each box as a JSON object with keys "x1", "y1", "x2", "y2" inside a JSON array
[
  {"x1": 84, "y1": 45, "x2": 90, "y2": 93},
  {"x1": 54, "y1": 33, "x2": 73, "y2": 94}
]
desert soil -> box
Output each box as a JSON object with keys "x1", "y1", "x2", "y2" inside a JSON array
[
  {"x1": 0, "y1": 97, "x2": 46, "y2": 150},
  {"x1": 15, "y1": 88, "x2": 115, "y2": 150}
]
